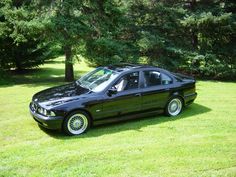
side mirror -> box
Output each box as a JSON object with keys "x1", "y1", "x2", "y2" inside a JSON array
[{"x1": 107, "y1": 87, "x2": 117, "y2": 96}]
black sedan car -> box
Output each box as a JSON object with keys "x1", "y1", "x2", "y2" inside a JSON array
[{"x1": 30, "y1": 64, "x2": 197, "y2": 135}]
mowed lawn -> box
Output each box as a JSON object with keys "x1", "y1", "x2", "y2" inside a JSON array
[{"x1": 0, "y1": 57, "x2": 236, "y2": 177}]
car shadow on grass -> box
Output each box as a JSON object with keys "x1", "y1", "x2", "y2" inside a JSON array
[{"x1": 39, "y1": 103, "x2": 211, "y2": 139}]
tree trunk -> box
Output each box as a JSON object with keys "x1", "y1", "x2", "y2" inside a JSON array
[
  {"x1": 15, "y1": 51, "x2": 22, "y2": 71},
  {"x1": 190, "y1": 0, "x2": 196, "y2": 11},
  {"x1": 64, "y1": 45, "x2": 74, "y2": 82},
  {"x1": 192, "y1": 31, "x2": 198, "y2": 49},
  {"x1": 190, "y1": 0, "x2": 198, "y2": 50},
  {"x1": 15, "y1": 59, "x2": 22, "y2": 71}
]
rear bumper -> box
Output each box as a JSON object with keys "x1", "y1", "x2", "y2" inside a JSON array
[
  {"x1": 184, "y1": 92, "x2": 197, "y2": 105},
  {"x1": 29, "y1": 104, "x2": 64, "y2": 130}
]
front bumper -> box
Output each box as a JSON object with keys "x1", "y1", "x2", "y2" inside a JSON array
[{"x1": 29, "y1": 103, "x2": 64, "y2": 130}]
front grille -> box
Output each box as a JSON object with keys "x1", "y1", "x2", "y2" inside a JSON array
[
  {"x1": 31, "y1": 102, "x2": 39, "y2": 113},
  {"x1": 33, "y1": 102, "x2": 37, "y2": 111}
]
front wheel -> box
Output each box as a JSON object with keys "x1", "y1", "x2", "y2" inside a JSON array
[
  {"x1": 63, "y1": 111, "x2": 90, "y2": 135},
  {"x1": 165, "y1": 97, "x2": 183, "y2": 116}
]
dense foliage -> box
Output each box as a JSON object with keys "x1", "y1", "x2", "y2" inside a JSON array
[
  {"x1": 86, "y1": 0, "x2": 236, "y2": 80},
  {"x1": 0, "y1": 0, "x2": 54, "y2": 70},
  {"x1": 31, "y1": 0, "x2": 129, "y2": 81},
  {"x1": 0, "y1": 0, "x2": 235, "y2": 80},
  {"x1": 127, "y1": 0, "x2": 236, "y2": 80},
  {"x1": 180, "y1": 0, "x2": 236, "y2": 79}
]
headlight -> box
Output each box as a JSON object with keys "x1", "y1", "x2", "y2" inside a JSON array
[
  {"x1": 38, "y1": 107, "x2": 44, "y2": 114},
  {"x1": 37, "y1": 107, "x2": 56, "y2": 117},
  {"x1": 43, "y1": 109, "x2": 47, "y2": 116},
  {"x1": 47, "y1": 110, "x2": 56, "y2": 117}
]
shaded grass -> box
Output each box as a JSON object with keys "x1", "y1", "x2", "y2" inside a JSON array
[
  {"x1": 0, "y1": 56, "x2": 92, "y2": 87},
  {"x1": 0, "y1": 57, "x2": 236, "y2": 177}
]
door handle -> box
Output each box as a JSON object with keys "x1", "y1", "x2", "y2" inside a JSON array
[{"x1": 135, "y1": 93, "x2": 141, "y2": 97}]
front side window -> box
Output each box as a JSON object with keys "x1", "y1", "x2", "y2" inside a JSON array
[
  {"x1": 77, "y1": 67, "x2": 119, "y2": 92},
  {"x1": 143, "y1": 71, "x2": 173, "y2": 87},
  {"x1": 113, "y1": 72, "x2": 139, "y2": 92}
]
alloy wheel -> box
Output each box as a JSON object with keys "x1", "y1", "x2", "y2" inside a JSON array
[
  {"x1": 67, "y1": 113, "x2": 88, "y2": 135},
  {"x1": 167, "y1": 98, "x2": 182, "y2": 116}
]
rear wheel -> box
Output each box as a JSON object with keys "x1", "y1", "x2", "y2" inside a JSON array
[
  {"x1": 63, "y1": 111, "x2": 90, "y2": 135},
  {"x1": 165, "y1": 97, "x2": 183, "y2": 116}
]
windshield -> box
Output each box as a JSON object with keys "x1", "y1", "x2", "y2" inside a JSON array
[{"x1": 77, "y1": 67, "x2": 119, "y2": 92}]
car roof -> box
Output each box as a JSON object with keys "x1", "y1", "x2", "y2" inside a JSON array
[{"x1": 106, "y1": 63, "x2": 168, "y2": 73}]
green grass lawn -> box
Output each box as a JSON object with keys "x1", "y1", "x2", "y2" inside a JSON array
[{"x1": 0, "y1": 58, "x2": 236, "y2": 177}]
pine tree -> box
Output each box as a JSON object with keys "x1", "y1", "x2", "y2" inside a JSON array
[{"x1": 0, "y1": 0, "x2": 52, "y2": 71}]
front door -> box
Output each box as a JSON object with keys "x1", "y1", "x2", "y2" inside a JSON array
[{"x1": 101, "y1": 71, "x2": 141, "y2": 119}]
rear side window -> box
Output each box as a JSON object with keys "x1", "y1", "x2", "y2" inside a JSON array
[
  {"x1": 143, "y1": 71, "x2": 161, "y2": 87},
  {"x1": 143, "y1": 71, "x2": 173, "y2": 87}
]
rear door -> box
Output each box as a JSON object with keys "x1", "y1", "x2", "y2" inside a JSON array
[{"x1": 141, "y1": 70, "x2": 174, "y2": 111}]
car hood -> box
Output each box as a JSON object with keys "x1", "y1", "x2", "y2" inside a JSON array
[{"x1": 32, "y1": 82, "x2": 90, "y2": 104}]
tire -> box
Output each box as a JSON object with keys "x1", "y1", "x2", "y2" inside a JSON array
[
  {"x1": 63, "y1": 111, "x2": 91, "y2": 135},
  {"x1": 165, "y1": 96, "x2": 183, "y2": 116}
]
